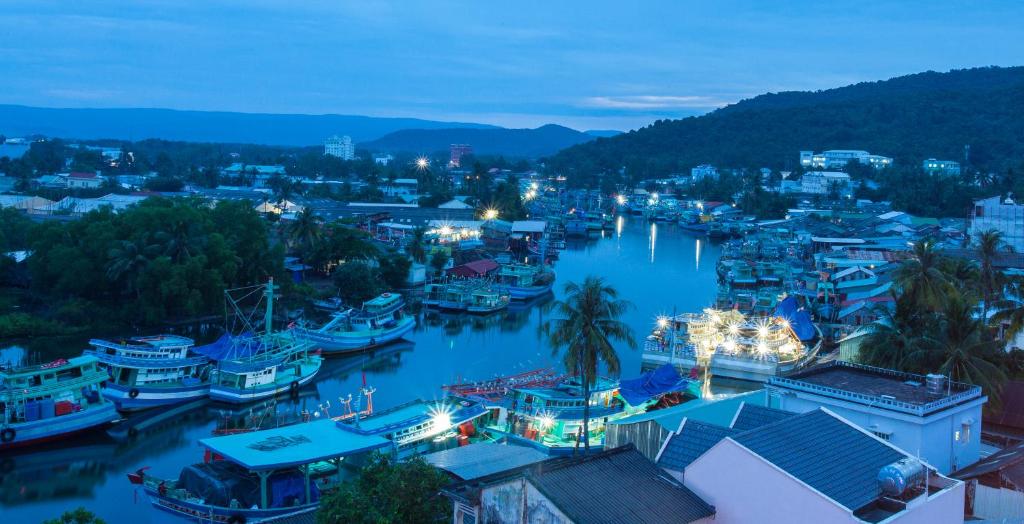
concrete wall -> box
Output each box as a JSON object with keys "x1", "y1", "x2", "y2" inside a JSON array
[
  {"x1": 972, "y1": 484, "x2": 1024, "y2": 521},
  {"x1": 478, "y1": 478, "x2": 571, "y2": 524},
  {"x1": 685, "y1": 439, "x2": 855, "y2": 523},
  {"x1": 888, "y1": 480, "x2": 964, "y2": 524}
]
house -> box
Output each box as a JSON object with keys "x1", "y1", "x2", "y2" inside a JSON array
[
  {"x1": 953, "y1": 441, "x2": 1024, "y2": 520},
  {"x1": 510, "y1": 220, "x2": 547, "y2": 239},
  {"x1": 442, "y1": 445, "x2": 715, "y2": 524},
  {"x1": 66, "y1": 172, "x2": 105, "y2": 189},
  {"x1": 800, "y1": 171, "x2": 851, "y2": 196},
  {"x1": 691, "y1": 164, "x2": 719, "y2": 181},
  {"x1": 0, "y1": 195, "x2": 55, "y2": 215},
  {"x1": 767, "y1": 361, "x2": 986, "y2": 473},
  {"x1": 383, "y1": 178, "x2": 418, "y2": 197},
  {"x1": 446, "y1": 259, "x2": 499, "y2": 279},
  {"x1": 685, "y1": 408, "x2": 964, "y2": 523},
  {"x1": 438, "y1": 199, "x2": 473, "y2": 210}
]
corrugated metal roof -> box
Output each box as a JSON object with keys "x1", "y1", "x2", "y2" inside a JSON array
[
  {"x1": 730, "y1": 404, "x2": 796, "y2": 431},
  {"x1": 423, "y1": 442, "x2": 547, "y2": 481},
  {"x1": 733, "y1": 409, "x2": 905, "y2": 511},
  {"x1": 658, "y1": 419, "x2": 736, "y2": 471}
]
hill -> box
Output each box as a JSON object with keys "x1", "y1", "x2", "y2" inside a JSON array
[
  {"x1": 0, "y1": 105, "x2": 497, "y2": 146},
  {"x1": 548, "y1": 66, "x2": 1024, "y2": 180},
  {"x1": 361, "y1": 124, "x2": 596, "y2": 158}
]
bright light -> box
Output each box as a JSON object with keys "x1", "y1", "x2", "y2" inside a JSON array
[
  {"x1": 530, "y1": 182, "x2": 539, "y2": 190},
  {"x1": 439, "y1": 226, "x2": 453, "y2": 235},
  {"x1": 758, "y1": 326, "x2": 769, "y2": 338},
  {"x1": 483, "y1": 209, "x2": 499, "y2": 220},
  {"x1": 651, "y1": 192, "x2": 659, "y2": 199},
  {"x1": 523, "y1": 190, "x2": 537, "y2": 201},
  {"x1": 657, "y1": 316, "x2": 669, "y2": 329},
  {"x1": 429, "y1": 404, "x2": 453, "y2": 435},
  {"x1": 728, "y1": 323, "x2": 740, "y2": 336},
  {"x1": 616, "y1": 195, "x2": 627, "y2": 205},
  {"x1": 415, "y1": 157, "x2": 429, "y2": 169},
  {"x1": 723, "y1": 338, "x2": 736, "y2": 352},
  {"x1": 780, "y1": 319, "x2": 790, "y2": 329},
  {"x1": 538, "y1": 415, "x2": 555, "y2": 430},
  {"x1": 756, "y1": 343, "x2": 770, "y2": 355}
]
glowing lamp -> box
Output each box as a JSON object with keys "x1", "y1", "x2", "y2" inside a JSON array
[
  {"x1": 657, "y1": 316, "x2": 669, "y2": 329},
  {"x1": 483, "y1": 209, "x2": 499, "y2": 220}
]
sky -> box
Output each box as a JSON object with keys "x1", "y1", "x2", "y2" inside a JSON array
[{"x1": 1, "y1": 1, "x2": 1022, "y2": 131}]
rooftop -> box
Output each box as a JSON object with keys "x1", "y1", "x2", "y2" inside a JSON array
[
  {"x1": 733, "y1": 409, "x2": 906, "y2": 511},
  {"x1": 730, "y1": 403, "x2": 796, "y2": 431},
  {"x1": 769, "y1": 361, "x2": 983, "y2": 416},
  {"x1": 658, "y1": 419, "x2": 736, "y2": 472},
  {"x1": 423, "y1": 442, "x2": 548, "y2": 481}
]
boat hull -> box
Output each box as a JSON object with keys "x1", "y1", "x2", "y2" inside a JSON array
[
  {"x1": 508, "y1": 283, "x2": 553, "y2": 300},
  {"x1": 102, "y1": 381, "x2": 210, "y2": 412},
  {"x1": 146, "y1": 488, "x2": 317, "y2": 523},
  {"x1": 0, "y1": 403, "x2": 120, "y2": 450},
  {"x1": 209, "y1": 360, "x2": 322, "y2": 404},
  {"x1": 301, "y1": 317, "x2": 415, "y2": 354}
]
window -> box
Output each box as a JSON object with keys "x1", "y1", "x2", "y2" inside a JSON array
[
  {"x1": 871, "y1": 430, "x2": 892, "y2": 441},
  {"x1": 959, "y1": 422, "x2": 971, "y2": 444}
]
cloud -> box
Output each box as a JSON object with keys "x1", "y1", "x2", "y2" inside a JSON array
[{"x1": 580, "y1": 95, "x2": 729, "y2": 110}]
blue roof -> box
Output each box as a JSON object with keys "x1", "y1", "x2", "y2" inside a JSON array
[
  {"x1": 199, "y1": 419, "x2": 391, "y2": 471},
  {"x1": 730, "y1": 403, "x2": 796, "y2": 431},
  {"x1": 611, "y1": 390, "x2": 768, "y2": 431},
  {"x1": 733, "y1": 409, "x2": 906, "y2": 511},
  {"x1": 658, "y1": 419, "x2": 736, "y2": 471},
  {"x1": 423, "y1": 443, "x2": 548, "y2": 481}
]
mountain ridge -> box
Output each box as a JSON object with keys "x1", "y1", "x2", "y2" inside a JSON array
[{"x1": 361, "y1": 123, "x2": 597, "y2": 158}]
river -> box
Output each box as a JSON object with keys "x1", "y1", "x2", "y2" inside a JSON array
[{"x1": 1, "y1": 216, "x2": 727, "y2": 523}]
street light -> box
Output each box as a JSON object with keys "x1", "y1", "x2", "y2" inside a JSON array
[{"x1": 483, "y1": 208, "x2": 499, "y2": 220}]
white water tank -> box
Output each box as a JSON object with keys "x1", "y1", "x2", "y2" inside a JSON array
[
  {"x1": 925, "y1": 374, "x2": 946, "y2": 395},
  {"x1": 878, "y1": 458, "x2": 925, "y2": 497}
]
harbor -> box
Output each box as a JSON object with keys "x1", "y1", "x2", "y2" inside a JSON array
[{"x1": 0, "y1": 216, "x2": 728, "y2": 523}]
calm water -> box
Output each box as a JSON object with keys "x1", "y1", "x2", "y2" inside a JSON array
[{"x1": 0, "y1": 216, "x2": 723, "y2": 523}]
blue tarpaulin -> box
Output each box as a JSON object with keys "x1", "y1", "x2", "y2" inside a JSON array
[
  {"x1": 193, "y1": 333, "x2": 261, "y2": 361},
  {"x1": 774, "y1": 296, "x2": 816, "y2": 341},
  {"x1": 618, "y1": 364, "x2": 691, "y2": 406}
]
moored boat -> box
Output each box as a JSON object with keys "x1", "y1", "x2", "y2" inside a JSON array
[
  {"x1": 496, "y1": 264, "x2": 555, "y2": 300},
  {"x1": 299, "y1": 293, "x2": 416, "y2": 354},
  {"x1": 86, "y1": 334, "x2": 211, "y2": 411},
  {"x1": 1, "y1": 355, "x2": 120, "y2": 449}
]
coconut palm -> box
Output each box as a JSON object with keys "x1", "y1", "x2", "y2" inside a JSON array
[
  {"x1": 407, "y1": 227, "x2": 427, "y2": 264},
  {"x1": 977, "y1": 229, "x2": 1013, "y2": 320},
  {"x1": 541, "y1": 276, "x2": 636, "y2": 454},
  {"x1": 895, "y1": 239, "x2": 952, "y2": 312},
  {"x1": 857, "y1": 294, "x2": 928, "y2": 370},
  {"x1": 287, "y1": 207, "x2": 323, "y2": 256},
  {"x1": 106, "y1": 239, "x2": 157, "y2": 298},
  {"x1": 155, "y1": 217, "x2": 204, "y2": 262}
]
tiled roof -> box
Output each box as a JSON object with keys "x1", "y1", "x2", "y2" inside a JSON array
[
  {"x1": 733, "y1": 409, "x2": 905, "y2": 511},
  {"x1": 730, "y1": 404, "x2": 796, "y2": 431},
  {"x1": 529, "y1": 446, "x2": 714, "y2": 523},
  {"x1": 658, "y1": 419, "x2": 736, "y2": 471}
]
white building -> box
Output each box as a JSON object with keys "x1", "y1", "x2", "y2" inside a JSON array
[
  {"x1": 801, "y1": 150, "x2": 893, "y2": 170},
  {"x1": 766, "y1": 361, "x2": 986, "y2": 474},
  {"x1": 324, "y1": 135, "x2": 355, "y2": 160},
  {"x1": 691, "y1": 164, "x2": 719, "y2": 181},
  {"x1": 970, "y1": 195, "x2": 1024, "y2": 252},
  {"x1": 373, "y1": 154, "x2": 394, "y2": 166},
  {"x1": 923, "y1": 158, "x2": 961, "y2": 176},
  {"x1": 684, "y1": 408, "x2": 964, "y2": 524},
  {"x1": 800, "y1": 171, "x2": 851, "y2": 196}
]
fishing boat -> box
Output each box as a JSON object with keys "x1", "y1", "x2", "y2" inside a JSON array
[
  {"x1": 199, "y1": 279, "x2": 323, "y2": 404},
  {"x1": 496, "y1": 264, "x2": 554, "y2": 300},
  {"x1": 1, "y1": 355, "x2": 120, "y2": 449},
  {"x1": 298, "y1": 293, "x2": 415, "y2": 354},
  {"x1": 423, "y1": 280, "x2": 510, "y2": 314},
  {"x1": 338, "y1": 398, "x2": 489, "y2": 457},
  {"x1": 85, "y1": 335, "x2": 211, "y2": 411}
]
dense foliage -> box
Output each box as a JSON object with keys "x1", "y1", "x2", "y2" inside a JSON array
[
  {"x1": 42, "y1": 507, "x2": 105, "y2": 524},
  {"x1": 24, "y1": 197, "x2": 283, "y2": 325},
  {"x1": 316, "y1": 453, "x2": 451, "y2": 524},
  {"x1": 549, "y1": 67, "x2": 1024, "y2": 188}
]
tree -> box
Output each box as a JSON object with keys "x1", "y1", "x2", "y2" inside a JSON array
[
  {"x1": 406, "y1": 227, "x2": 427, "y2": 264},
  {"x1": 378, "y1": 252, "x2": 411, "y2": 290},
  {"x1": 541, "y1": 276, "x2": 636, "y2": 454},
  {"x1": 43, "y1": 507, "x2": 105, "y2": 524},
  {"x1": 317, "y1": 453, "x2": 450, "y2": 524},
  {"x1": 894, "y1": 239, "x2": 952, "y2": 312},
  {"x1": 858, "y1": 295, "x2": 929, "y2": 370},
  {"x1": 976, "y1": 229, "x2": 1012, "y2": 320},
  {"x1": 287, "y1": 207, "x2": 323, "y2": 257},
  {"x1": 429, "y1": 250, "x2": 449, "y2": 277},
  {"x1": 333, "y1": 261, "x2": 382, "y2": 304},
  {"x1": 106, "y1": 239, "x2": 155, "y2": 299}
]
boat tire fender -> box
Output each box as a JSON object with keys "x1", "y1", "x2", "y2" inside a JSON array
[
  {"x1": 227, "y1": 515, "x2": 246, "y2": 524},
  {"x1": 290, "y1": 381, "x2": 299, "y2": 393},
  {"x1": 128, "y1": 388, "x2": 140, "y2": 399},
  {"x1": 0, "y1": 428, "x2": 14, "y2": 443}
]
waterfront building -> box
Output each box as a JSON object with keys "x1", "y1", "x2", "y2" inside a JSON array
[
  {"x1": 923, "y1": 158, "x2": 961, "y2": 176},
  {"x1": 800, "y1": 150, "x2": 893, "y2": 169},
  {"x1": 684, "y1": 408, "x2": 964, "y2": 523},
  {"x1": 324, "y1": 135, "x2": 355, "y2": 160},
  {"x1": 442, "y1": 445, "x2": 715, "y2": 524},
  {"x1": 767, "y1": 361, "x2": 986, "y2": 473},
  {"x1": 450, "y1": 143, "x2": 473, "y2": 167},
  {"x1": 691, "y1": 164, "x2": 719, "y2": 181},
  {"x1": 800, "y1": 171, "x2": 852, "y2": 196},
  {"x1": 970, "y1": 195, "x2": 1024, "y2": 252}
]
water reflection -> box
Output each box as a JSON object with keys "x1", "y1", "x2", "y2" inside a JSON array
[
  {"x1": 649, "y1": 222, "x2": 658, "y2": 263},
  {"x1": 695, "y1": 238, "x2": 702, "y2": 271}
]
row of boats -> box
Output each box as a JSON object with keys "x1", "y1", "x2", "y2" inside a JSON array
[{"x1": 422, "y1": 263, "x2": 555, "y2": 314}]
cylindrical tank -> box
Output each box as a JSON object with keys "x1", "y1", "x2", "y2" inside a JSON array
[
  {"x1": 926, "y1": 374, "x2": 946, "y2": 395},
  {"x1": 878, "y1": 458, "x2": 926, "y2": 497}
]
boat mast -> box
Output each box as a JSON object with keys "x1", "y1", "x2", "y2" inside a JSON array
[{"x1": 264, "y1": 277, "x2": 274, "y2": 342}]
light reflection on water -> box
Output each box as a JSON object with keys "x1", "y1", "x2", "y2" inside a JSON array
[{"x1": 0, "y1": 217, "x2": 724, "y2": 523}]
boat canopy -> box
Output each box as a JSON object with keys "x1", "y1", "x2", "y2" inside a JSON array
[
  {"x1": 198, "y1": 419, "x2": 391, "y2": 471},
  {"x1": 774, "y1": 297, "x2": 817, "y2": 341},
  {"x1": 193, "y1": 333, "x2": 259, "y2": 361},
  {"x1": 618, "y1": 364, "x2": 693, "y2": 406}
]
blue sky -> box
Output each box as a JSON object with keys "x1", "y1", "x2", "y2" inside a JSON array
[{"x1": 1, "y1": 1, "x2": 1021, "y2": 131}]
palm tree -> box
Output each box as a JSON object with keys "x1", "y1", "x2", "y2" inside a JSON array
[
  {"x1": 895, "y1": 239, "x2": 952, "y2": 312},
  {"x1": 858, "y1": 295, "x2": 928, "y2": 370},
  {"x1": 977, "y1": 229, "x2": 1012, "y2": 320},
  {"x1": 407, "y1": 227, "x2": 427, "y2": 264},
  {"x1": 156, "y1": 218, "x2": 203, "y2": 262},
  {"x1": 914, "y1": 293, "x2": 1006, "y2": 403},
  {"x1": 287, "y1": 207, "x2": 323, "y2": 256},
  {"x1": 541, "y1": 276, "x2": 636, "y2": 454},
  {"x1": 106, "y1": 239, "x2": 156, "y2": 298}
]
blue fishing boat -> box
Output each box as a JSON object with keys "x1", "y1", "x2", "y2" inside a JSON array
[
  {"x1": 1, "y1": 355, "x2": 120, "y2": 450},
  {"x1": 339, "y1": 398, "x2": 489, "y2": 457},
  {"x1": 86, "y1": 334, "x2": 211, "y2": 411},
  {"x1": 496, "y1": 263, "x2": 555, "y2": 300},
  {"x1": 298, "y1": 293, "x2": 415, "y2": 355},
  {"x1": 199, "y1": 279, "x2": 323, "y2": 404}
]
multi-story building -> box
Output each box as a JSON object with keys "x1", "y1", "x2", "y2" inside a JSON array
[
  {"x1": 970, "y1": 195, "x2": 1024, "y2": 252},
  {"x1": 800, "y1": 171, "x2": 851, "y2": 196},
  {"x1": 800, "y1": 150, "x2": 893, "y2": 170},
  {"x1": 449, "y1": 144, "x2": 473, "y2": 167},
  {"x1": 324, "y1": 135, "x2": 355, "y2": 160},
  {"x1": 691, "y1": 164, "x2": 719, "y2": 181},
  {"x1": 923, "y1": 158, "x2": 961, "y2": 176},
  {"x1": 766, "y1": 361, "x2": 986, "y2": 473}
]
